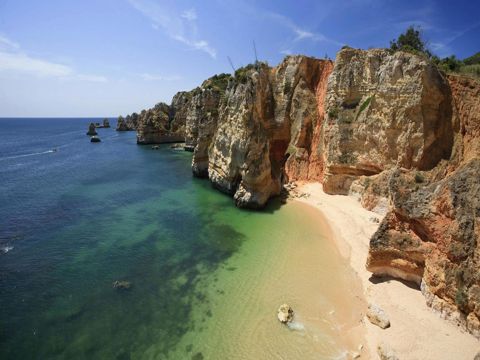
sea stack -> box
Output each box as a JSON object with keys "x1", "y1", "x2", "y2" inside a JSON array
[
  {"x1": 103, "y1": 118, "x2": 110, "y2": 128},
  {"x1": 86, "y1": 122, "x2": 97, "y2": 136}
]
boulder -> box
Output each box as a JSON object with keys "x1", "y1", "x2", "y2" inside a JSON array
[
  {"x1": 90, "y1": 136, "x2": 101, "y2": 143},
  {"x1": 277, "y1": 303, "x2": 294, "y2": 324},
  {"x1": 366, "y1": 304, "x2": 390, "y2": 329}
]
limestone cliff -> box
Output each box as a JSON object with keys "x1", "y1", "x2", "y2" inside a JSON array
[
  {"x1": 322, "y1": 47, "x2": 453, "y2": 195},
  {"x1": 116, "y1": 114, "x2": 138, "y2": 131},
  {"x1": 365, "y1": 72, "x2": 480, "y2": 337},
  {"x1": 131, "y1": 50, "x2": 479, "y2": 335},
  {"x1": 206, "y1": 58, "x2": 333, "y2": 208},
  {"x1": 135, "y1": 101, "x2": 185, "y2": 144}
]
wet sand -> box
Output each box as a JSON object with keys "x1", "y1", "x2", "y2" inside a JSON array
[{"x1": 169, "y1": 201, "x2": 367, "y2": 359}]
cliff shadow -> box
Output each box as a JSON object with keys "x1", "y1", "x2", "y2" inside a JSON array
[{"x1": 368, "y1": 274, "x2": 420, "y2": 291}]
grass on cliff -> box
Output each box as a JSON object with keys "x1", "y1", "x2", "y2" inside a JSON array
[
  {"x1": 202, "y1": 73, "x2": 232, "y2": 92},
  {"x1": 234, "y1": 61, "x2": 269, "y2": 84}
]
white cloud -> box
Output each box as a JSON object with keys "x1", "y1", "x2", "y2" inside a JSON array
[
  {"x1": 0, "y1": 34, "x2": 20, "y2": 50},
  {"x1": 140, "y1": 73, "x2": 182, "y2": 81},
  {"x1": 280, "y1": 49, "x2": 292, "y2": 55},
  {"x1": 0, "y1": 51, "x2": 72, "y2": 77},
  {"x1": 128, "y1": 0, "x2": 216, "y2": 58},
  {"x1": 181, "y1": 9, "x2": 197, "y2": 22},
  {"x1": 0, "y1": 35, "x2": 106, "y2": 82}
]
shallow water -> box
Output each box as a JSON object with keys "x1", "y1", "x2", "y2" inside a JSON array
[{"x1": 0, "y1": 118, "x2": 363, "y2": 359}]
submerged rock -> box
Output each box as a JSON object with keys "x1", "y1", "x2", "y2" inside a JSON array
[
  {"x1": 277, "y1": 303, "x2": 294, "y2": 324},
  {"x1": 86, "y1": 122, "x2": 97, "y2": 136},
  {"x1": 366, "y1": 304, "x2": 390, "y2": 329},
  {"x1": 113, "y1": 280, "x2": 131, "y2": 290},
  {"x1": 90, "y1": 136, "x2": 101, "y2": 143}
]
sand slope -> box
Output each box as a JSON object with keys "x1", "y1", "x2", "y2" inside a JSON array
[{"x1": 295, "y1": 182, "x2": 479, "y2": 360}]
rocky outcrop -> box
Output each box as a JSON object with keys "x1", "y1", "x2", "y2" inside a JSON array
[
  {"x1": 365, "y1": 72, "x2": 480, "y2": 337},
  {"x1": 187, "y1": 74, "x2": 231, "y2": 177},
  {"x1": 207, "y1": 58, "x2": 333, "y2": 208},
  {"x1": 322, "y1": 48, "x2": 453, "y2": 194},
  {"x1": 136, "y1": 102, "x2": 185, "y2": 144},
  {"x1": 116, "y1": 114, "x2": 138, "y2": 131},
  {"x1": 281, "y1": 57, "x2": 334, "y2": 182},
  {"x1": 102, "y1": 118, "x2": 110, "y2": 128},
  {"x1": 86, "y1": 122, "x2": 97, "y2": 136}
]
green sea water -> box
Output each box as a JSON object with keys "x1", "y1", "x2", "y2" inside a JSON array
[{"x1": 0, "y1": 119, "x2": 363, "y2": 359}]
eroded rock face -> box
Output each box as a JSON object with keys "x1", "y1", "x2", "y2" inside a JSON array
[
  {"x1": 187, "y1": 74, "x2": 231, "y2": 177},
  {"x1": 206, "y1": 57, "x2": 333, "y2": 208},
  {"x1": 364, "y1": 72, "x2": 480, "y2": 337},
  {"x1": 322, "y1": 48, "x2": 453, "y2": 194},
  {"x1": 277, "y1": 57, "x2": 334, "y2": 182},
  {"x1": 116, "y1": 114, "x2": 138, "y2": 131},
  {"x1": 136, "y1": 102, "x2": 185, "y2": 144},
  {"x1": 367, "y1": 159, "x2": 480, "y2": 336},
  {"x1": 208, "y1": 64, "x2": 277, "y2": 208}
]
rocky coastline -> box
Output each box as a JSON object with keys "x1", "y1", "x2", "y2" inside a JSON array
[{"x1": 123, "y1": 47, "x2": 480, "y2": 340}]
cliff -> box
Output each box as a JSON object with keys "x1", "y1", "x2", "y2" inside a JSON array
[
  {"x1": 365, "y1": 72, "x2": 480, "y2": 337},
  {"x1": 116, "y1": 114, "x2": 138, "y2": 131},
  {"x1": 131, "y1": 49, "x2": 479, "y2": 335}
]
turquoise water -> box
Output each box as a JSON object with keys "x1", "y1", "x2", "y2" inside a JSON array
[
  {"x1": 0, "y1": 119, "x2": 363, "y2": 360},
  {"x1": 0, "y1": 119, "x2": 255, "y2": 359}
]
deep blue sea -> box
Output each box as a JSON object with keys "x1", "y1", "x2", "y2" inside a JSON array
[{"x1": 0, "y1": 118, "x2": 360, "y2": 360}]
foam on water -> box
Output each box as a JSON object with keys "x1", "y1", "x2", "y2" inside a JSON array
[{"x1": 1, "y1": 246, "x2": 14, "y2": 253}]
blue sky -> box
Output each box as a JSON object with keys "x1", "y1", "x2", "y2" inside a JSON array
[{"x1": 0, "y1": 0, "x2": 478, "y2": 117}]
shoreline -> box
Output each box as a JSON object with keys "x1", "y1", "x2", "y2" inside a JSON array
[{"x1": 294, "y1": 182, "x2": 479, "y2": 360}]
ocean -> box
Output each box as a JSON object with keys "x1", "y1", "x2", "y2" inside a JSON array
[{"x1": 0, "y1": 118, "x2": 363, "y2": 359}]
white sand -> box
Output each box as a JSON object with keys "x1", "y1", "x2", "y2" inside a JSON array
[{"x1": 295, "y1": 182, "x2": 479, "y2": 360}]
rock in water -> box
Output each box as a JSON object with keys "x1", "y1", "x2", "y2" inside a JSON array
[
  {"x1": 90, "y1": 136, "x2": 101, "y2": 143},
  {"x1": 113, "y1": 280, "x2": 131, "y2": 290},
  {"x1": 103, "y1": 118, "x2": 110, "y2": 128},
  {"x1": 366, "y1": 304, "x2": 390, "y2": 329},
  {"x1": 86, "y1": 122, "x2": 97, "y2": 136},
  {"x1": 277, "y1": 304, "x2": 294, "y2": 324}
]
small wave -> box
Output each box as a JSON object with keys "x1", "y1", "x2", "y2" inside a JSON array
[
  {"x1": 0, "y1": 149, "x2": 57, "y2": 161},
  {"x1": 1, "y1": 246, "x2": 14, "y2": 253},
  {"x1": 287, "y1": 321, "x2": 305, "y2": 331}
]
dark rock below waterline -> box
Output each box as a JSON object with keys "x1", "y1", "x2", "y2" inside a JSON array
[
  {"x1": 113, "y1": 280, "x2": 131, "y2": 290},
  {"x1": 90, "y1": 136, "x2": 101, "y2": 143}
]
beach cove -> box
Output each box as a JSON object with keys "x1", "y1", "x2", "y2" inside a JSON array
[{"x1": 0, "y1": 119, "x2": 365, "y2": 359}]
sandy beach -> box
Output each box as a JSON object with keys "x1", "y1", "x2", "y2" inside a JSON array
[{"x1": 295, "y1": 182, "x2": 479, "y2": 360}]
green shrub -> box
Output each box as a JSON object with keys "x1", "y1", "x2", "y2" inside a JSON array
[
  {"x1": 455, "y1": 288, "x2": 469, "y2": 312},
  {"x1": 414, "y1": 172, "x2": 424, "y2": 183},
  {"x1": 338, "y1": 152, "x2": 357, "y2": 164},
  {"x1": 328, "y1": 106, "x2": 339, "y2": 119}
]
